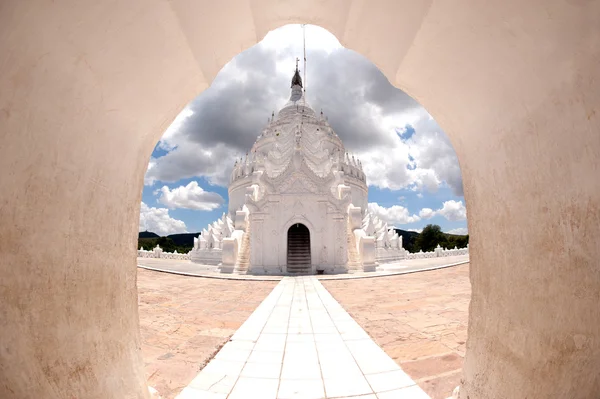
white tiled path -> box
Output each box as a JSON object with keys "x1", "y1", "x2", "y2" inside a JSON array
[{"x1": 176, "y1": 276, "x2": 430, "y2": 399}]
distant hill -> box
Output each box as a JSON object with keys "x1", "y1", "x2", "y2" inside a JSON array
[
  {"x1": 139, "y1": 231, "x2": 159, "y2": 238},
  {"x1": 167, "y1": 232, "x2": 201, "y2": 247}
]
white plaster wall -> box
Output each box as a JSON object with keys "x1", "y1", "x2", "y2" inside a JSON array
[
  {"x1": 1, "y1": 1, "x2": 599, "y2": 399},
  {"x1": 227, "y1": 180, "x2": 250, "y2": 215},
  {"x1": 248, "y1": 195, "x2": 346, "y2": 274},
  {"x1": 349, "y1": 183, "x2": 368, "y2": 214}
]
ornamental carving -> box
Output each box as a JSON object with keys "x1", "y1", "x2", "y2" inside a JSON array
[{"x1": 279, "y1": 174, "x2": 319, "y2": 194}]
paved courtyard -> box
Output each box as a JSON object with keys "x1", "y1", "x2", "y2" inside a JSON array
[
  {"x1": 138, "y1": 269, "x2": 277, "y2": 398},
  {"x1": 138, "y1": 263, "x2": 470, "y2": 398},
  {"x1": 322, "y1": 264, "x2": 471, "y2": 399}
]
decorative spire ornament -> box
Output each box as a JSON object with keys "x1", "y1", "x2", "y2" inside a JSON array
[{"x1": 291, "y1": 59, "x2": 303, "y2": 88}]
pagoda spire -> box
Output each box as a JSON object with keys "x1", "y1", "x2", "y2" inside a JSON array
[{"x1": 291, "y1": 57, "x2": 303, "y2": 88}]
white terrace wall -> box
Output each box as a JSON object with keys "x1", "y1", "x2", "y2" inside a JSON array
[
  {"x1": 137, "y1": 246, "x2": 191, "y2": 261},
  {"x1": 406, "y1": 245, "x2": 469, "y2": 260}
]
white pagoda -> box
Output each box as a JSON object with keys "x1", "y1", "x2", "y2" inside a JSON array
[{"x1": 190, "y1": 65, "x2": 407, "y2": 274}]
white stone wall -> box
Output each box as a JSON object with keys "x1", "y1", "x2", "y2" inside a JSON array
[
  {"x1": 376, "y1": 247, "x2": 408, "y2": 263},
  {"x1": 228, "y1": 178, "x2": 251, "y2": 215},
  {"x1": 349, "y1": 183, "x2": 368, "y2": 215},
  {"x1": 137, "y1": 246, "x2": 191, "y2": 260},
  {"x1": 406, "y1": 245, "x2": 469, "y2": 260},
  {"x1": 190, "y1": 249, "x2": 222, "y2": 265},
  {"x1": 248, "y1": 195, "x2": 348, "y2": 274}
]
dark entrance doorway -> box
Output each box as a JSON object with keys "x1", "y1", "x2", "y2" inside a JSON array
[{"x1": 287, "y1": 223, "x2": 311, "y2": 274}]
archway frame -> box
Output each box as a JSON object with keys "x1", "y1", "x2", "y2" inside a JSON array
[{"x1": 1, "y1": 2, "x2": 599, "y2": 399}]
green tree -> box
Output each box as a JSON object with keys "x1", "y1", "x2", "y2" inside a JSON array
[
  {"x1": 415, "y1": 224, "x2": 446, "y2": 252},
  {"x1": 156, "y1": 237, "x2": 177, "y2": 252},
  {"x1": 138, "y1": 238, "x2": 158, "y2": 250}
]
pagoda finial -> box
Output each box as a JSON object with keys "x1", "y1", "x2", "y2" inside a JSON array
[{"x1": 291, "y1": 58, "x2": 303, "y2": 88}]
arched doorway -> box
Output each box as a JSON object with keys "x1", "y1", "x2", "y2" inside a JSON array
[{"x1": 287, "y1": 223, "x2": 311, "y2": 274}]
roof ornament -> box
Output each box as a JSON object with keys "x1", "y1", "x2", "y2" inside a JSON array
[{"x1": 291, "y1": 57, "x2": 303, "y2": 88}]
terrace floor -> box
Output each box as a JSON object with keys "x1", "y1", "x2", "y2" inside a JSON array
[{"x1": 138, "y1": 263, "x2": 470, "y2": 398}]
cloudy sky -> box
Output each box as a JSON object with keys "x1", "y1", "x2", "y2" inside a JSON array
[{"x1": 140, "y1": 25, "x2": 467, "y2": 236}]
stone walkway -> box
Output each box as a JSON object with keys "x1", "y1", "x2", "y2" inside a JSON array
[
  {"x1": 176, "y1": 277, "x2": 430, "y2": 399},
  {"x1": 322, "y1": 265, "x2": 470, "y2": 399},
  {"x1": 138, "y1": 269, "x2": 277, "y2": 398}
]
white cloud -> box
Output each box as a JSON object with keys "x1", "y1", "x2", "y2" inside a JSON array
[
  {"x1": 160, "y1": 107, "x2": 195, "y2": 150},
  {"x1": 367, "y1": 202, "x2": 421, "y2": 225},
  {"x1": 157, "y1": 181, "x2": 225, "y2": 211},
  {"x1": 145, "y1": 142, "x2": 240, "y2": 187},
  {"x1": 407, "y1": 228, "x2": 423, "y2": 233},
  {"x1": 416, "y1": 200, "x2": 468, "y2": 222},
  {"x1": 144, "y1": 157, "x2": 158, "y2": 185},
  {"x1": 402, "y1": 111, "x2": 463, "y2": 196},
  {"x1": 262, "y1": 24, "x2": 342, "y2": 54},
  {"x1": 139, "y1": 202, "x2": 188, "y2": 236},
  {"x1": 143, "y1": 24, "x2": 463, "y2": 198},
  {"x1": 447, "y1": 227, "x2": 468, "y2": 235},
  {"x1": 418, "y1": 208, "x2": 435, "y2": 219},
  {"x1": 436, "y1": 200, "x2": 467, "y2": 221},
  {"x1": 353, "y1": 107, "x2": 462, "y2": 195}
]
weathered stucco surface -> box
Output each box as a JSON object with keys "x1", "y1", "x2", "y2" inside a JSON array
[
  {"x1": 323, "y1": 264, "x2": 471, "y2": 399},
  {"x1": 0, "y1": 1, "x2": 599, "y2": 398}
]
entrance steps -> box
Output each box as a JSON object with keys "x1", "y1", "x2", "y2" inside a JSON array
[
  {"x1": 233, "y1": 230, "x2": 250, "y2": 274},
  {"x1": 287, "y1": 226, "x2": 311, "y2": 274},
  {"x1": 347, "y1": 219, "x2": 362, "y2": 273}
]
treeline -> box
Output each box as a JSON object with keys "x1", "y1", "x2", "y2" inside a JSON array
[
  {"x1": 138, "y1": 236, "x2": 195, "y2": 254},
  {"x1": 397, "y1": 224, "x2": 468, "y2": 253}
]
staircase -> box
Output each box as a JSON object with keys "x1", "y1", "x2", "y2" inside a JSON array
[
  {"x1": 287, "y1": 225, "x2": 311, "y2": 274},
  {"x1": 347, "y1": 219, "x2": 362, "y2": 273},
  {"x1": 234, "y1": 231, "x2": 250, "y2": 274}
]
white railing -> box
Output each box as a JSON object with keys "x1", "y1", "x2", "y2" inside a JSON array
[
  {"x1": 406, "y1": 244, "x2": 469, "y2": 260},
  {"x1": 137, "y1": 242, "x2": 466, "y2": 264},
  {"x1": 137, "y1": 245, "x2": 191, "y2": 260}
]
